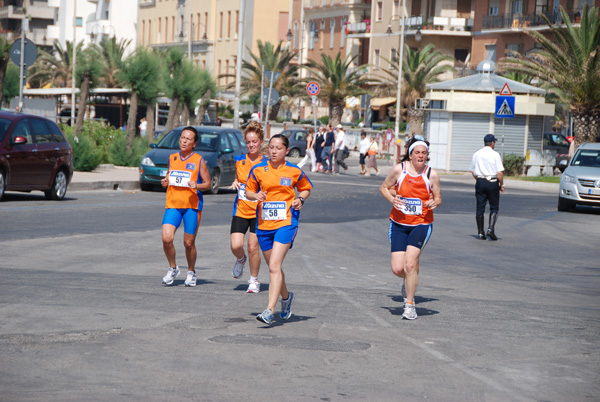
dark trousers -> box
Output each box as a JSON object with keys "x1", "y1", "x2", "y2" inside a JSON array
[{"x1": 475, "y1": 178, "x2": 500, "y2": 216}]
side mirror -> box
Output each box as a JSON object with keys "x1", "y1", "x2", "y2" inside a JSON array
[
  {"x1": 559, "y1": 159, "x2": 568, "y2": 168},
  {"x1": 13, "y1": 136, "x2": 27, "y2": 145},
  {"x1": 149, "y1": 143, "x2": 157, "y2": 149}
]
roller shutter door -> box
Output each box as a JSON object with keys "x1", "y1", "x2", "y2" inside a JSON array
[
  {"x1": 451, "y1": 113, "x2": 490, "y2": 171},
  {"x1": 528, "y1": 116, "x2": 543, "y2": 150},
  {"x1": 494, "y1": 116, "x2": 526, "y2": 156}
]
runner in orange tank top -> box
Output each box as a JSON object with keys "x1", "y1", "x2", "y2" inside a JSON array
[{"x1": 379, "y1": 138, "x2": 442, "y2": 320}]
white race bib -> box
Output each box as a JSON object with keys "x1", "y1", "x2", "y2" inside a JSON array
[
  {"x1": 168, "y1": 170, "x2": 191, "y2": 187},
  {"x1": 261, "y1": 202, "x2": 287, "y2": 221},
  {"x1": 400, "y1": 197, "x2": 423, "y2": 215},
  {"x1": 238, "y1": 183, "x2": 256, "y2": 202}
]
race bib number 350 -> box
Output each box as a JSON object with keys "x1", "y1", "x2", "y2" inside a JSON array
[
  {"x1": 400, "y1": 197, "x2": 423, "y2": 215},
  {"x1": 169, "y1": 170, "x2": 192, "y2": 187},
  {"x1": 261, "y1": 202, "x2": 287, "y2": 221}
]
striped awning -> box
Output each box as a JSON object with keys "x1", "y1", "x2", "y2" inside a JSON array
[{"x1": 370, "y1": 97, "x2": 396, "y2": 110}]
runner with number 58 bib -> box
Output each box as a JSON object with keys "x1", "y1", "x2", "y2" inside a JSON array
[
  {"x1": 379, "y1": 138, "x2": 442, "y2": 320},
  {"x1": 245, "y1": 134, "x2": 313, "y2": 326}
]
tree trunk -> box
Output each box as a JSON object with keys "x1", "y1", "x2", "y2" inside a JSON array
[
  {"x1": 195, "y1": 89, "x2": 212, "y2": 124},
  {"x1": 74, "y1": 74, "x2": 90, "y2": 136},
  {"x1": 269, "y1": 99, "x2": 282, "y2": 121},
  {"x1": 181, "y1": 106, "x2": 190, "y2": 127},
  {"x1": 571, "y1": 105, "x2": 600, "y2": 151},
  {"x1": 146, "y1": 103, "x2": 155, "y2": 143},
  {"x1": 126, "y1": 90, "x2": 139, "y2": 152},
  {"x1": 164, "y1": 96, "x2": 180, "y2": 134},
  {"x1": 328, "y1": 101, "x2": 345, "y2": 127},
  {"x1": 406, "y1": 107, "x2": 424, "y2": 136},
  {"x1": 0, "y1": 58, "x2": 8, "y2": 107}
]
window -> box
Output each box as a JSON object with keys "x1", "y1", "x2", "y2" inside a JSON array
[
  {"x1": 12, "y1": 121, "x2": 33, "y2": 144},
  {"x1": 205, "y1": 12, "x2": 209, "y2": 34},
  {"x1": 0, "y1": 118, "x2": 11, "y2": 142},
  {"x1": 506, "y1": 43, "x2": 523, "y2": 55},
  {"x1": 235, "y1": 10, "x2": 239, "y2": 38},
  {"x1": 225, "y1": 60, "x2": 229, "y2": 83},
  {"x1": 158, "y1": 18, "x2": 161, "y2": 43},
  {"x1": 218, "y1": 60, "x2": 222, "y2": 84},
  {"x1": 142, "y1": 20, "x2": 145, "y2": 45},
  {"x1": 148, "y1": 20, "x2": 152, "y2": 44},
  {"x1": 165, "y1": 18, "x2": 168, "y2": 42},
  {"x1": 511, "y1": 0, "x2": 523, "y2": 15},
  {"x1": 377, "y1": 2, "x2": 383, "y2": 21},
  {"x1": 391, "y1": 48, "x2": 397, "y2": 62},
  {"x1": 197, "y1": 13, "x2": 200, "y2": 40},
  {"x1": 340, "y1": 17, "x2": 346, "y2": 48},
  {"x1": 309, "y1": 21, "x2": 315, "y2": 50},
  {"x1": 172, "y1": 17, "x2": 175, "y2": 42},
  {"x1": 293, "y1": 22, "x2": 299, "y2": 49},
  {"x1": 455, "y1": 48, "x2": 469, "y2": 62},
  {"x1": 219, "y1": 133, "x2": 232, "y2": 151},
  {"x1": 489, "y1": 0, "x2": 500, "y2": 15},
  {"x1": 374, "y1": 49, "x2": 380, "y2": 68},
  {"x1": 220, "y1": 12, "x2": 223, "y2": 38},
  {"x1": 394, "y1": 0, "x2": 400, "y2": 17},
  {"x1": 330, "y1": 18, "x2": 335, "y2": 48},
  {"x1": 228, "y1": 10, "x2": 231, "y2": 38},
  {"x1": 485, "y1": 44, "x2": 497, "y2": 61},
  {"x1": 227, "y1": 132, "x2": 241, "y2": 150},
  {"x1": 535, "y1": 0, "x2": 548, "y2": 14},
  {"x1": 30, "y1": 119, "x2": 53, "y2": 143},
  {"x1": 47, "y1": 121, "x2": 66, "y2": 143}
]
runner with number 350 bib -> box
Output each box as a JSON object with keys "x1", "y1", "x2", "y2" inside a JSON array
[
  {"x1": 379, "y1": 138, "x2": 442, "y2": 320},
  {"x1": 245, "y1": 134, "x2": 313, "y2": 326}
]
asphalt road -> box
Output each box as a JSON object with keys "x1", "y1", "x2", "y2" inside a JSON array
[{"x1": 1, "y1": 173, "x2": 599, "y2": 401}]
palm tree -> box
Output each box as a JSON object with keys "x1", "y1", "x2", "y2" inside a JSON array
[
  {"x1": 118, "y1": 47, "x2": 164, "y2": 149},
  {"x1": 222, "y1": 40, "x2": 299, "y2": 121},
  {"x1": 499, "y1": 5, "x2": 600, "y2": 149},
  {"x1": 29, "y1": 40, "x2": 83, "y2": 88},
  {"x1": 0, "y1": 36, "x2": 12, "y2": 106},
  {"x1": 179, "y1": 66, "x2": 216, "y2": 125},
  {"x1": 377, "y1": 44, "x2": 454, "y2": 135},
  {"x1": 304, "y1": 52, "x2": 373, "y2": 127},
  {"x1": 98, "y1": 37, "x2": 132, "y2": 88},
  {"x1": 74, "y1": 45, "x2": 105, "y2": 135},
  {"x1": 162, "y1": 48, "x2": 186, "y2": 133},
  {"x1": 2, "y1": 64, "x2": 19, "y2": 107}
]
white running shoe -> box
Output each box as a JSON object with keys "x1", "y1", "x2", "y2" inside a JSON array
[
  {"x1": 280, "y1": 292, "x2": 295, "y2": 320},
  {"x1": 232, "y1": 255, "x2": 246, "y2": 279},
  {"x1": 184, "y1": 271, "x2": 197, "y2": 287},
  {"x1": 402, "y1": 304, "x2": 417, "y2": 320},
  {"x1": 162, "y1": 266, "x2": 180, "y2": 285},
  {"x1": 247, "y1": 279, "x2": 260, "y2": 293}
]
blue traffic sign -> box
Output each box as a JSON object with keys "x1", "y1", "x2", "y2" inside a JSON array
[{"x1": 495, "y1": 96, "x2": 515, "y2": 118}]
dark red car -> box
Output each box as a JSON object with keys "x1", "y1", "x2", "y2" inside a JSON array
[{"x1": 0, "y1": 111, "x2": 73, "y2": 200}]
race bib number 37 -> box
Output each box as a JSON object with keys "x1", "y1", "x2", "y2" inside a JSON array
[
  {"x1": 400, "y1": 197, "x2": 423, "y2": 215},
  {"x1": 261, "y1": 202, "x2": 287, "y2": 220},
  {"x1": 169, "y1": 170, "x2": 192, "y2": 187}
]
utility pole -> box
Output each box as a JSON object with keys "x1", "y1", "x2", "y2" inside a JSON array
[
  {"x1": 71, "y1": 0, "x2": 77, "y2": 126},
  {"x1": 233, "y1": 0, "x2": 245, "y2": 130}
]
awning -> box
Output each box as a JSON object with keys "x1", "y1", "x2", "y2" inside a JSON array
[{"x1": 370, "y1": 97, "x2": 396, "y2": 111}]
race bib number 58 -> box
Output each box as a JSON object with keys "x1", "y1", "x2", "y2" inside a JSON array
[
  {"x1": 400, "y1": 197, "x2": 423, "y2": 215},
  {"x1": 261, "y1": 202, "x2": 287, "y2": 220},
  {"x1": 169, "y1": 170, "x2": 191, "y2": 187}
]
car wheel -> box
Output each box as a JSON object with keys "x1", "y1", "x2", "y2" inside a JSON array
[
  {"x1": 557, "y1": 196, "x2": 575, "y2": 212},
  {"x1": 209, "y1": 169, "x2": 221, "y2": 194},
  {"x1": 0, "y1": 169, "x2": 5, "y2": 201},
  {"x1": 289, "y1": 148, "x2": 301, "y2": 158},
  {"x1": 140, "y1": 183, "x2": 153, "y2": 191},
  {"x1": 44, "y1": 170, "x2": 68, "y2": 200}
]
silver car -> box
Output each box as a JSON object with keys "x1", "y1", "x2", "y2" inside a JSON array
[{"x1": 558, "y1": 142, "x2": 600, "y2": 211}]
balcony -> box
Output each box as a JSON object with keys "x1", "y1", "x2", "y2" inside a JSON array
[
  {"x1": 482, "y1": 9, "x2": 584, "y2": 30},
  {"x1": 0, "y1": 5, "x2": 25, "y2": 20},
  {"x1": 139, "y1": 0, "x2": 156, "y2": 7}
]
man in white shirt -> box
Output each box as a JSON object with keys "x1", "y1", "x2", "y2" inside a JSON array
[
  {"x1": 470, "y1": 134, "x2": 505, "y2": 240},
  {"x1": 358, "y1": 131, "x2": 370, "y2": 174},
  {"x1": 333, "y1": 124, "x2": 348, "y2": 174}
]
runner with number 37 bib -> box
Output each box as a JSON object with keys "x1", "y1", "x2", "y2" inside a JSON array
[{"x1": 379, "y1": 138, "x2": 442, "y2": 320}]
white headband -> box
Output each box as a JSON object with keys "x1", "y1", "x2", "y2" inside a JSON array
[{"x1": 409, "y1": 140, "x2": 429, "y2": 155}]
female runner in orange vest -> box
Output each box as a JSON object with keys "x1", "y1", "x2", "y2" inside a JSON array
[{"x1": 379, "y1": 138, "x2": 442, "y2": 320}]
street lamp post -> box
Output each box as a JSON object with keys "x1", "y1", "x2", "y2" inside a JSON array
[
  {"x1": 233, "y1": 0, "x2": 246, "y2": 130},
  {"x1": 389, "y1": 3, "x2": 406, "y2": 164}
]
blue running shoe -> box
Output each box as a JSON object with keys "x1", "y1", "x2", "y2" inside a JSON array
[
  {"x1": 280, "y1": 292, "x2": 294, "y2": 320},
  {"x1": 256, "y1": 309, "x2": 274, "y2": 325}
]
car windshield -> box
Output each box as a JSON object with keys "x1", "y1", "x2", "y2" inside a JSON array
[
  {"x1": 571, "y1": 150, "x2": 600, "y2": 167},
  {"x1": 0, "y1": 118, "x2": 11, "y2": 142},
  {"x1": 156, "y1": 129, "x2": 218, "y2": 152}
]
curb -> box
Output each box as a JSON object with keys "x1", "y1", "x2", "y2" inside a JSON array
[{"x1": 70, "y1": 181, "x2": 141, "y2": 191}]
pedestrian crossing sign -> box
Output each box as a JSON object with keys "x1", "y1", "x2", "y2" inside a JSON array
[{"x1": 495, "y1": 95, "x2": 515, "y2": 118}]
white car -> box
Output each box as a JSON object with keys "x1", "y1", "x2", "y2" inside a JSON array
[{"x1": 558, "y1": 142, "x2": 600, "y2": 211}]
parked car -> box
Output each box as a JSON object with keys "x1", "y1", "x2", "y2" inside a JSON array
[
  {"x1": 558, "y1": 142, "x2": 600, "y2": 211},
  {"x1": 543, "y1": 132, "x2": 570, "y2": 171},
  {"x1": 279, "y1": 129, "x2": 308, "y2": 158},
  {"x1": 0, "y1": 111, "x2": 73, "y2": 201},
  {"x1": 139, "y1": 126, "x2": 246, "y2": 194}
]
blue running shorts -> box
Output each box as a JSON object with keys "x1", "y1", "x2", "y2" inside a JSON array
[
  {"x1": 389, "y1": 220, "x2": 433, "y2": 253},
  {"x1": 256, "y1": 225, "x2": 298, "y2": 251},
  {"x1": 162, "y1": 208, "x2": 202, "y2": 235}
]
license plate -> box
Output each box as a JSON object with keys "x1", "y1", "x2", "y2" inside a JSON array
[
  {"x1": 160, "y1": 170, "x2": 167, "y2": 177},
  {"x1": 588, "y1": 188, "x2": 600, "y2": 195}
]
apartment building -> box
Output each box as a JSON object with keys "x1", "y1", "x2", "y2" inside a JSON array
[
  {"x1": 472, "y1": 0, "x2": 599, "y2": 66},
  {"x1": 0, "y1": 0, "x2": 55, "y2": 49},
  {"x1": 138, "y1": 0, "x2": 289, "y2": 90}
]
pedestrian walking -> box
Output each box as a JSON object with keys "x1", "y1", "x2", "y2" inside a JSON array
[
  {"x1": 314, "y1": 126, "x2": 324, "y2": 172},
  {"x1": 366, "y1": 135, "x2": 380, "y2": 176},
  {"x1": 245, "y1": 134, "x2": 314, "y2": 326},
  {"x1": 321, "y1": 124, "x2": 335, "y2": 173},
  {"x1": 139, "y1": 117, "x2": 147, "y2": 137},
  {"x1": 470, "y1": 134, "x2": 505, "y2": 241},
  {"x1": 333, "y1": 124, "x2": 348, "y2": 174},
  {"x1": 160, "y1": 126, "x2": 211, "y2": 287},
  {"x1": 230, "y1": 121, "x2": 268, "y2": 293},
  {"x1": 379, "y1": 137, "x2": 442, "y2": 320},
  {"x1": 297, "y1": 128, "x2": 317, "y2": 172},
  {"x1": 358, "y1": 131, "x2": 369, "y2": 175}
]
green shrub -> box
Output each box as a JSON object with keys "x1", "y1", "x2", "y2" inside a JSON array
[
  {"x1": 65, "y1": 131, "x2": 102, "y2": 171},
  {"x1": 503, "y1": 153, "x2": 526, "y2": 176},
  {"x1": 318, "y1": 115, "x2": 329, "y2": 125},
  {"x1": 109, "y1": 134, "x2": 149, "y2": 167}
]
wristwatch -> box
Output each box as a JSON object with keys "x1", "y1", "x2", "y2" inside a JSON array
[{"x1": 298, "y1": 197, "x2": 305, "y2": 205}]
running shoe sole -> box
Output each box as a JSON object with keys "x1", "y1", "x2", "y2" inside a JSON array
[{"x1": 162, "y1": 268, "x2": 180, "y2": 285}]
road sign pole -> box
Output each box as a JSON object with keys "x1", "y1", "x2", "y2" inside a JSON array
[
  {"x1": 18, "y1": 26, "x2": 25, "y2": 111},
  {"x1": 265, "y1": 76, "x2": 274, "y2": 125},
  {"x1": 312, "y1": 96, "x2": 317, "y2": 132},
  {"x1": 260, "y1": 65, "x2": 264, "y2": 125},
  {"x1": 502, "y1": 118, "x2": 505, "y2": 158}
]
